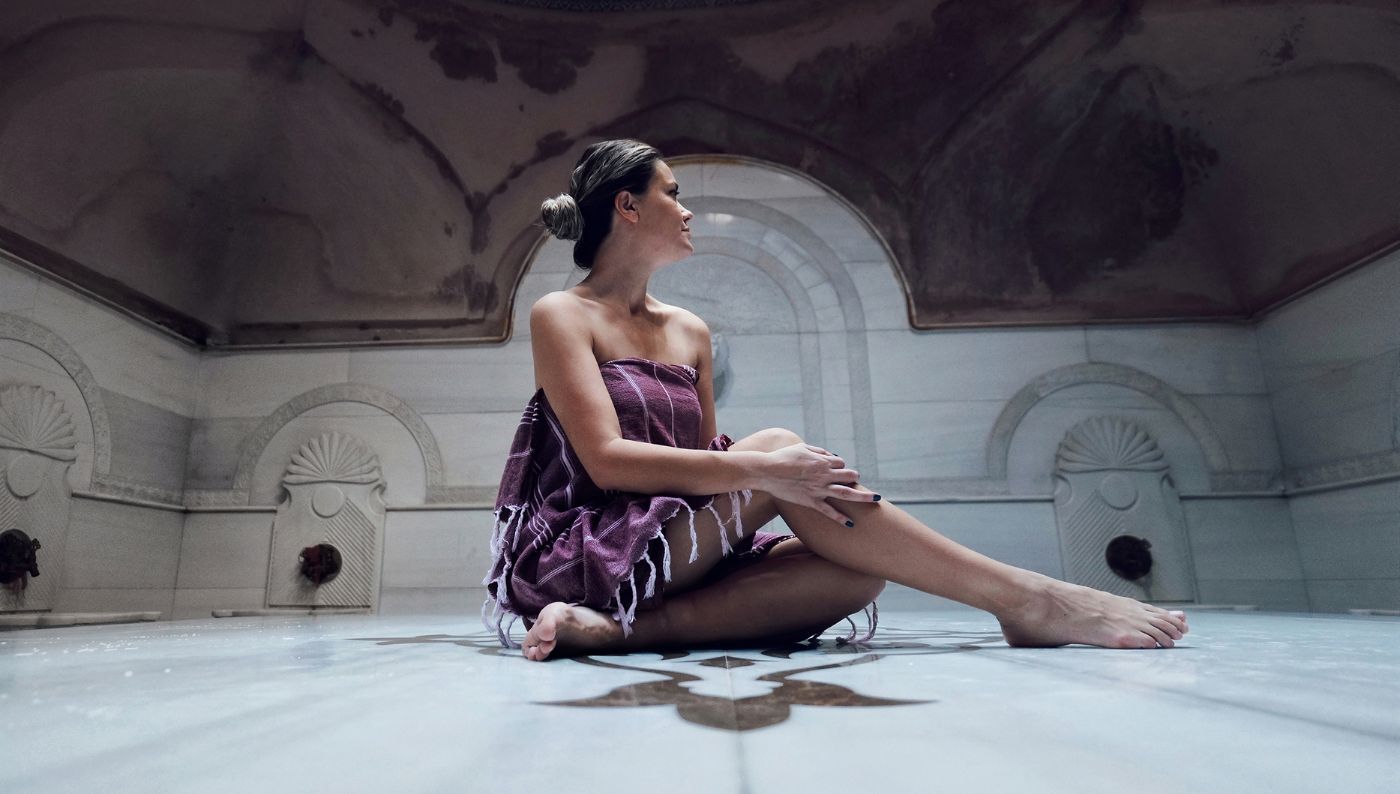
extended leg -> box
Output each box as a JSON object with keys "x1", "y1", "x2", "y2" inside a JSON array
[{"x1": 742, "y1": 430, "x2": 1188, "y2": 649}]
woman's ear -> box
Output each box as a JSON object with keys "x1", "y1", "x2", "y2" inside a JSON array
[{"x1": 614, "y1": 190, "x2": 639, "y2": 224}]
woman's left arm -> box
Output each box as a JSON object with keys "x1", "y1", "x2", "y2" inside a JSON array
[{"x1": 689, "y1": 314, "x2": 720, "y2": 443}]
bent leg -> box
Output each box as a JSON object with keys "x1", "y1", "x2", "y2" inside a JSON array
[{"x1": 521, "y1": 538, "x2": 884, "y2": 660}]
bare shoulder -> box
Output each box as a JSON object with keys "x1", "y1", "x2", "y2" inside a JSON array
[
  {"x1": 665, "y1": 304, "x2": 711, "y2": 341},
  {"x1": 530, "y1": 290, "x2": 587, "y2": 328}
]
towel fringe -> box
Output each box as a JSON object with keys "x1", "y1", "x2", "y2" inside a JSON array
[
  {"x1": 641, "y1": 545, "x2": 659, "y2": 600},
  {"x1": 835, "y1": 599, "x2": 880, "y2": 646},
  {"x1": 705, "y1": 502, "x2": 731, "y2": 555},
  {"x1": 685, "y1": 503, "x2": 700, "y2": 563}
]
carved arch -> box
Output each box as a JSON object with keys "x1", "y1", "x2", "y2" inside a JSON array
[
  {"x1": 233, "y1": 383, "x2": 446, "y2": 503},
  {"x1": 988, "y1": 362, "x2": 1231, "y2": 481},
  {"x1": 0, "y1": 312, "x2": 110, "y2": 486}
]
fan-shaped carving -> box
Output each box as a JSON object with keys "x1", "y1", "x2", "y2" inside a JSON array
[
  {"x1": 284, "y1": 432, "x2": 381, "y2": 485},
  {"x1": 1055, "y1": 417, "x2": 1166, "y2": 473},
  {"x1": 0, "y1": 385, "x2": 78, "y2": 462}
]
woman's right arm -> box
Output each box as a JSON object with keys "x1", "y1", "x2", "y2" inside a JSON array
[{"x1": 529, "y1": 293, "x2": 865, "y2": 524}]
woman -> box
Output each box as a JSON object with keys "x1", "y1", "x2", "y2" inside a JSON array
[{"x1": 482, "y1": 139, "x2": 1188, "y2": 661}]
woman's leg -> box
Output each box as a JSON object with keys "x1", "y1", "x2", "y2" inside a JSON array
[{"x1": 519, "y1": 427, "x2": 1187, "y2": 660}]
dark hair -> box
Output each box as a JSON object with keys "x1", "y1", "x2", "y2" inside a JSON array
[{"x1": 540, "y1": 139, "x2": 662, "y2": 269}]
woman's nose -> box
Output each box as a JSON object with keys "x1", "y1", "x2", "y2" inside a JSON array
[{"x1": 681, "y1": 205, "x2": 693, "y2": 221}]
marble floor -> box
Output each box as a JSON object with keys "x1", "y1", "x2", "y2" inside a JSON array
[{"x1": 3, "y1": 609, "x2": 1398, "y2": 794}]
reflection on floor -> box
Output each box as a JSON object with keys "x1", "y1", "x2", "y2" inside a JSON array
[{"x1": 4, "y1": 610, "x2": 1398, "y2": 793}]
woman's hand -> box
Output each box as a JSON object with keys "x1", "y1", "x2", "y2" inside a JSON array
[{"x1": 759, "y1": 443, "x2": 875, "y2": 526}]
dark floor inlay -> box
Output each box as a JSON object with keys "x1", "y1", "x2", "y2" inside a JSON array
[{"x1": 351, "y1": 626, "x2": 1005, "y2": 732}]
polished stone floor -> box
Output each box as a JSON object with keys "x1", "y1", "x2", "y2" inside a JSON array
[{"x1": 3, "y1": 609, "x2": 1398, "y2": 794}]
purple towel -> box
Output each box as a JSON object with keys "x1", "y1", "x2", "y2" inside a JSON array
[{"x1": 480, "y1": 357, "x2": 876, "y2": 648}]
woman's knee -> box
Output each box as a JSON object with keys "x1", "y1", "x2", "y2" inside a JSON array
[
  {"x1": 804, "y1": 555, "x2": 885, "y2": 614},
  {"x1": 745, "y1": 427, "x2": 803, "y2": 452},
  {"x1": 840, "y1": 569, "x2": 886, "y2": 611}
]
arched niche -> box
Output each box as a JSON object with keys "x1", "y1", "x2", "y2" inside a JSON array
[{"x1": 234, "y1": 384, "x2": 445, "y2": 506}]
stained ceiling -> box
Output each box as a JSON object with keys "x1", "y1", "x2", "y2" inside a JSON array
[{"x1": 0, "y1": 0, "x2": 1397, "y2": 346}]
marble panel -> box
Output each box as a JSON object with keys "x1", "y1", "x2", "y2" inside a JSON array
[
  {"x1": 0, "y1": 335, "x2": 65, "y2": 377},
  {"x1": 1256, "y1": 250, "x2": 1400, "y2": 390},
  {"x1": 346, "y1": 344, "x2": 534, "y2": 415},
  {"x1": 382, "y1": 509, "x2": 494, "y2": 589},
  {"x1": 900, "y1": 501, "x2": 1065, "y2": 579},
  {"x1": 171, "y1": 588, "x2": 267, "y2": 620},
  {"x1": 1189, "y1": 394, "x2": 1284, "y2": 473},
  {"x1": 198, "y1": 350, "x2": 350, "y2": 418},
  {"x1": 652, "y1": 255, "x2": 800, "y2": 335},
  {"x1": 817, "y1": 329, "x2": 848, "y2": 363},
  {"x1": 248, "y1": 414, "x2": 426, "y2": 507},
  {"x1": 422, "y1": 412, "x2": 520, "y2": 487},
  {"x1": 844, "y1": 260, "x2": 909, "y2": 331},
  {"x1": 700, "y1": 161, "x2": 827, "y2": 200},
  {"x1": 104, "y1": 388, "x2": 191, "y2": 492},
  {"x1": 0, "y1": 259, "x2": 39, "y2": 313},
  {"x1": 790, "y1": 262, "x2": 824, "y2": 290},
  {"x1": 1195, "y1": 578, "x2": 1311, "y2": 610},
  {"x1": 689, "y1": 211, "x2": 772, "y2": 250},
  {"x1": 712, "y1": 404, "x2": 806, "y2": 443},
  {"x1": 526, "y1": 236, "x2": 578, "y2": 275},
  {"x1": 823, "y1": 386, "x2": 852, "y2": 413},
  {"x1": 183, "y1": 417, "x2": 261, "y2": 490},
  {"x1": 509, "y1": 274, "x2": 565, "y2": 339},
  {"x1": 62, "y1": 500, "x2": 183, "y2": 589},
  {"x1": 176, "y1": 513, "x2": 275, "y2": 589},
  {"x1": 32, "y1": 281, "x2": 199, "y2": 417},
  {"x1": 298, "y1": 401, "x2": 388, "y2": 418},
  {"x1": 759, "y1": 196, "x2": 890, "y2": 262},
  {"x1": 822, "y1": 410, "x2": 854, "y2": 442},
  {"x1": 1183, "y1": 498, "x2": 1304, "y2": 581},
  {"x1": 1290, "y1": 481, "x2": 1400, "y2": 580},
  {"x1": 718, "y1": 334, "x2": 804, "y2": 407},
  {"x1": 1086, "y1": 324, "x2": 1267, "y2": 395},
  {"x1": 1274, "y1": 403, "x2": 1395, "y2": 470},
  {"x1": 807, "y1": 281, "x2": 839, "y2": 311},
  {"x1": 51, "y1": 587, "x2": 176, "y2": 619},
  {"x1": 874, "y1": 400, "x2": 1003, "y2": 479},
  {"x1": 378, "y1": 586, "x2": 484, "y2": 615},
  {"x1": 867, "y1": 328, "x2": 1088, "y2": 403},
  {"x1": 1269, "y1": 349, "x2": 1396, "y2": 468},
  {"x1": 1306, "y1": 579, "x2": 1400, "y2": 612},
  {"x1": 1006, "y1": 384, "x2": 1212, "y2": 494}
]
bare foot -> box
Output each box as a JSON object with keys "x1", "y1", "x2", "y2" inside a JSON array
[
  {"x1": 997, "y1": 577, "x2": 1189, "y2": 649},
  {"x1": 520, "y1": 602, "x2": 626, "y2": 661}
]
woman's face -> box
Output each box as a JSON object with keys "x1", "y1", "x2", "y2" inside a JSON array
[{"x1": 635, "y1": 160, "x2": 694, "y2": 261}]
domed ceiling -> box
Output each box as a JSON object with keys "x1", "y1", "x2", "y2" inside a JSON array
[{"x1": 0, "y1": 0, "x2": 1397, "y2": 346}]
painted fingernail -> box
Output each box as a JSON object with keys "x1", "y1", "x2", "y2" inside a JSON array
[
  {"x1": 873, "y1": 494, "x2": 882, "y2": 501},
  {"x1": 845, "y1": 520, "x2": 855, "y2": 528}
]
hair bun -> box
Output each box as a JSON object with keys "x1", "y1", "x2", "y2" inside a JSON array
[{"x1": 540, "y1": 193, "x2": 583, "y2": 241}]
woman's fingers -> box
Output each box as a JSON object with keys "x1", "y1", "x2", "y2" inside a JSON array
[
  {"x1": 827, "y1": 467, "x2": 860, "y2": 484},
  {"x1": 826, "y1": 484, "x2": 880, "y2": 502},
  {"x1": 815, "y1": 501, "x2": 853, "y2": 526}
]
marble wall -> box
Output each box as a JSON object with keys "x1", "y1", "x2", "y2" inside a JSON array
[
  {"x1": 7, "y1": 159, "x2": 1394, "y2": 620},
  {"x1": 0, "y1": 254, "x2": 197, "y2": 617},
  {"x1": 1258, "y1": 252, "x2": 1400, "y2": 611}
]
